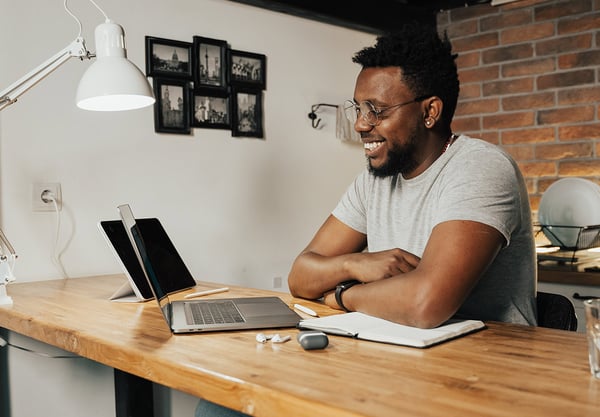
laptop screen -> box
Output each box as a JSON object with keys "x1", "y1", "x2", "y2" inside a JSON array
[
  {"x1": 131, "y1": 225, "x2": 172, "y2": 320},
  {"x1": 135, "y1": 219, "x2": 196, "y2": 293},
  {"x1": 118, "y1": 204, "x2": 174, "y2": 326}
]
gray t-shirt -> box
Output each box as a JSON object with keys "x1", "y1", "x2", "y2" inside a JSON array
[{"x1": 332, "y1": 135, "x2": 537, "y2": 325}]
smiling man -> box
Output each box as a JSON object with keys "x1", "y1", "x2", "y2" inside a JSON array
[{"x1": 288, "y1": 23, "x2": 537, "y2": 328}]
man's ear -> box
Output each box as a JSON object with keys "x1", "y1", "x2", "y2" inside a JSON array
[
  {"x1": 422, "y1": 96, "x2": 444, "y2": 128},
  {"x1": 423, "y1": 96, "x2": 443, "y2": 122}
]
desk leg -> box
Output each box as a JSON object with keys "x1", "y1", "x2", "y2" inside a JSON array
[
  {"x1": 114, "y1": 369, "x2": 154, "y2": 417},
  {"x1": 0, "y1": 328, "x2": 10, "y2": 417}
]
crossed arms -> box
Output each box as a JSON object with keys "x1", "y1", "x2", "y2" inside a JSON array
[{"x1": 288, "y1": 214, "x2": 504, "y2": 328}]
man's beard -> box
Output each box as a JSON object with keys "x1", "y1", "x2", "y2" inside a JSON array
[{"x1": 367, "y1": 130, "x2": 419, "y2": 178}]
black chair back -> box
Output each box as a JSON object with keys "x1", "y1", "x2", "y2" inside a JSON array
[{"x1": 537, "y1": 291, "x2": 578, "y2": 331}]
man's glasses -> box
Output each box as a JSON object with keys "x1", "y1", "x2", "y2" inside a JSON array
[{"x1": 343, "y1": 96, "x2": 427, "y2": 126}]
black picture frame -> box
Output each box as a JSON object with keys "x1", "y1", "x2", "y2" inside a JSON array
[
  {"x1": 193, "y1": 36, "x2": 228, "y2": 90},
  {"x1": 228, "y1": 49, "x2": 266, "y2": 89},
  {"x1": 231, "y1": 87, "x2": 263, "y2": 138},
  {"x1": 145, "y1": 36, "x2": 193, "y2": 79},
  {"x1": 191, "y1": 89, "x2": 230, "y2": 129},
  {"x1": 153, "y1": 78, "x2": 191, "y2": 134}
]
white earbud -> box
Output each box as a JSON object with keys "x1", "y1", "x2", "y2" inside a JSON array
[
  {"x1": 255, "y1": 333, "x2": 290, "y2": 344},
  {"x1": 256, "y1": 333, "x2": 272, "y2": 343},
  {"x1": 271, "y1": 334, "x2": 291, "y2": 344}
]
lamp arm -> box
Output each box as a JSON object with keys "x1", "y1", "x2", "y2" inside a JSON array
[
  {"x1": 0, "y1": 228, "x2": 16, "y2": 261},
  {"x1": 0, "y1": 37, "x2": 91, "y2": 111},
  {"x1": 0, "y1": 227, "x2": 16, "y2": 289}
]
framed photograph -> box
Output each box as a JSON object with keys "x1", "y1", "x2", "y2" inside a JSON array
[
  {"x1": 193, "y1": 36, "x2": 228, "y2": 89},
  {"x1": 153, "y1": 78, "x2": 191, "y2": 134},
  {"x1": 191, "y1": 89, "x2": 230, "y2": 129},
  {"x1": 228, "y1": 50, "x2": 266, "y2": 89},
  {"x1": 231, "y1": 87, "x2": 263, "y2": 138},
  {"x1": 145, "y1": 36, "x2": 192, "y2": 79}
]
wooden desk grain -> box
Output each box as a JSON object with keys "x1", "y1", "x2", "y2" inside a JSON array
[{"x1": 1, "y1": 274, "x2": 599, "y2": 417}]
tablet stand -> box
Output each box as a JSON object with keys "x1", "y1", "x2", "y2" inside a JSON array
[{"x1": 109, "y1": 279, "x2": 147, "y2": 303}]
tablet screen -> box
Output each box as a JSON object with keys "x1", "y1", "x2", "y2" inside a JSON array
[{"x1": 99, "y1": 218, "x2": 196, "y2": 299}]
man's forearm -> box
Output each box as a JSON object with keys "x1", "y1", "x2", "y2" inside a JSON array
[{"x1": 288, "y1": 252, "x2": 358, "y2": 299}]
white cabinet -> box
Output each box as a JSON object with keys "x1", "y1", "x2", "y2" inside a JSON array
[
  {"x1": 538, "y1": 281, "x2": 600, "y2": 333},
  {"x1": 6, "y1": 332, "x2": 115, "y2": 417}
]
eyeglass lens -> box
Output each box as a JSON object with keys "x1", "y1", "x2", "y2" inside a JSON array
[{"x1": 343, "y1": 100, "x2": 379, "y2": 125}]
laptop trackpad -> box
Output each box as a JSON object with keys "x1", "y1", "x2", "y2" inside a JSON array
[{"x1": 237, "y1": 298, "x2": 284, "y2": 318}]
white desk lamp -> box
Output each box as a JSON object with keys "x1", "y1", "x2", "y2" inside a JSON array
[
  {"x1": 0, "y1": 0, "x2": 155, "y2": 304},
  {"x1": 0, "y1": 0, "x2": 155, "y2": 112}
]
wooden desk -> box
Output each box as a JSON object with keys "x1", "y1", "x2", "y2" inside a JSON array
[{"x1": 1, "y1": 274, "x2": 599, "y2": 417}]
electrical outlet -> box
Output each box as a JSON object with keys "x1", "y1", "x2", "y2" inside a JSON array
[
  {"x1": 272, "y1": 276, "x2": 282, "y2": 289},
  {"x1": 32, "y1": 182, "x2": 62, "y2": 212}
]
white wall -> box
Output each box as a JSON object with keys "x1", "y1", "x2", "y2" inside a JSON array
[{"x1": 0, "y1": 1, "x2": 373, "y2": 416}]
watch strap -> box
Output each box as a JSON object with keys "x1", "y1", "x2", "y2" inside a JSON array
[{"x1": 335, "y1": 280, "x2": 360, "y2": 312}]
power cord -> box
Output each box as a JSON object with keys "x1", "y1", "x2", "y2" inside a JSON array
[
  {"x1": 41, "y1": 189, "x2": 69, "y2": 279},
  {"x1": 0, "y1": 335, "x2": 79, "y2": 359}
]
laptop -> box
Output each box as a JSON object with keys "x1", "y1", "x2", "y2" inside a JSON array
[
  {"x1": 98, "y1": 219, "x2": 196, "y2": 302},
  {"x1": 117, "y1": 204, "x2": 301, "y2": 333}
]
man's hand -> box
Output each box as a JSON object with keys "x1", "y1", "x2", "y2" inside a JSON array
[
  {"x1": 289, "y1": 216, "x2": 422, "y2": 299},
  {"x1": 346, "y1": 248, "x2": 420, "y2": 283},
  {"x1": 323, "y1": 248, "x2": 420, "y2": 310}
]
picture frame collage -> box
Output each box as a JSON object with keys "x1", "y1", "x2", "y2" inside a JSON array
[{"x1": 145, "y1": 36, "x2": 266, "y2": 138}]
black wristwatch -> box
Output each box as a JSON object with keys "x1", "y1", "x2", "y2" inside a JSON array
[{"x1": 335, "y1": 280, "x2": 361, "y2": 312}]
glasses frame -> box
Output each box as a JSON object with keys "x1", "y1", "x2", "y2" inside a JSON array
[{"x1": 344, "y1": 95, "x2": 430, "y2": 126}]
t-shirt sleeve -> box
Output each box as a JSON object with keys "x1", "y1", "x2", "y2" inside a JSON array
[{"x1": 435, "y1": 148, "x2": 523, "y2": 246}]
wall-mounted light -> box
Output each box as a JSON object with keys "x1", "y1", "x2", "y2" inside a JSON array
[{"x1": 0, "y1": 0, "x2": 155, "y2": 112}]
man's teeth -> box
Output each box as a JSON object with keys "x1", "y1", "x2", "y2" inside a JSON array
[{"x1": 364, "y1": 141, "x2": 383, "y2": 151}]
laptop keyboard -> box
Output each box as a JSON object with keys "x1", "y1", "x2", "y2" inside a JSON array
[{"x1": 186, "y1": 300, "x2": 245, "y2": 325}]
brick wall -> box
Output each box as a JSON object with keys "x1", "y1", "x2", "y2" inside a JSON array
[{"x1": 437, "y1": 0, "x2": 600, "y2": 215}]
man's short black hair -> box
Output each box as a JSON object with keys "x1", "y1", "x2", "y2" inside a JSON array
[{"x1": 352, "y1": 23, "x2": 459, "y2": 128}]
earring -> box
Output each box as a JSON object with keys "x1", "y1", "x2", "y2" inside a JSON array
[{"x1": 425, "y1": 118, "x2": 433, "y2": 126}]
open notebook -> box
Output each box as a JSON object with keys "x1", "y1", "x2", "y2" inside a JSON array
[{"x1": 299, "y1": 312, "x2": 485, "y2": 348}]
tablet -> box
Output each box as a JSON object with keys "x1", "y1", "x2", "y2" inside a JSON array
[{"x1": 98, "y1": 218, "x2": 196, "y2": 302}]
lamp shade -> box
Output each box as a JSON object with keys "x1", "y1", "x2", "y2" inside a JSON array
[{"x1": 76, "y1": 21, "x2": 155, "y2": 111}]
